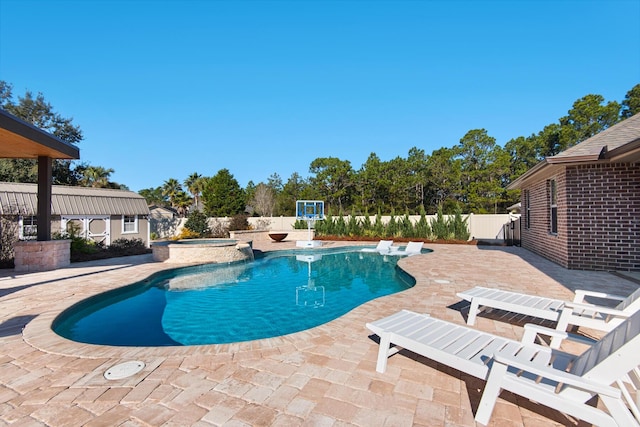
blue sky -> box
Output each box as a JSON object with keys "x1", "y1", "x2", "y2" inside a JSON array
[{"x1": 1, "y1": 0, "x2": 639, "y2": 192}]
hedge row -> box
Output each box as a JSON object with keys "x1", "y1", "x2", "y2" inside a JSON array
[{"x1": 295, "y1": 206, "x2": 470, "y2": 241}]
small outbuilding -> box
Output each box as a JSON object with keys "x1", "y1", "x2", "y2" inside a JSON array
[
  {"x1": 508, "y1": 113, "x2": 640, "y2": 271},
  {"x1": 0, "y1": 182, "x2": 150, "y2": 247},
  {"x1": 148, "y1": 204, "x2": 181, "y2": 238}
]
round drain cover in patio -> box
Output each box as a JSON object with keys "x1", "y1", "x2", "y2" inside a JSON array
[{"x1": 104, "y1": 361, "x2": 145, "y2": 380}]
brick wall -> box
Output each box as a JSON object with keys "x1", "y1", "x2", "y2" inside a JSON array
[
  {"x1": 564, "y1": 163, "x2": 640, "y2": 271},
  {"x1": 521, "y1": 162, "x2": 640, "y2": 271},
  {"x1": 521, "y1": 170, "x2": 569, "y2": 267}
]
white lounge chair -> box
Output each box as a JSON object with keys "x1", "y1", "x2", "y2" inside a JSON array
[
  {"x1": 366, "y1": 309, "x2": 640, "y2": 426},
  {"x1": 387, "y1": 241, "x2": 423, "y2": 256},
  {"x1": 457, "y1": 286, "x2": 640, "y2": 346},
  {"x1": 360, "y1": 240, "x2": 395, "y2": 254}
]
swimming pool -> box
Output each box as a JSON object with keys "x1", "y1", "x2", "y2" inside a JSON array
[{"x1": 53, "y1": 247, "x2": 421, "y2": 346}]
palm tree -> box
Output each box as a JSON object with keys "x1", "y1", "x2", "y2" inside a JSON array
[
  {"x1": 173, "y1": 190, "x2": 193, "y2": 217},
  {"x1": 80, "y1": 165, "x2": 115, "y2": 188},
  {"x1": 162, "y1": 178, "x2": 183, "y2": 209},
  {"x1": 184, "y1": 172, "x2": 205, "y2": 210}
]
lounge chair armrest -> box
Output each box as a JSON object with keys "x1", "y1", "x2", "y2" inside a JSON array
[
  {"x1": 491, "y1": 352, "x2": 621, "y2": 398},
  {"x1": 563, "y1": 302, "x2": 631, "y2": 317},
  {"x1": 521, "y1": 324, "x2": 568, "y2": 345},
  {"x1": 573, "y1": 290, "x2": 626, "y2": 303}
]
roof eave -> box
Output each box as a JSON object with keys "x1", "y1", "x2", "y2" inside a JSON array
[
  {"x1": 0, "y1": 109, "x2": 80, "y2": 160},
  {"x1": 546, "y1": 154, "x2": 603, "y2": 164},
  {"x1": 605, "y1": 137, "x2": 640, "y2": 163},
  {"x1": 507, "y1": 160, "x2": 549, "y2": 190}
]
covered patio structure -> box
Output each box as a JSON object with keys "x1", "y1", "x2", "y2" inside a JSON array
[{"x1": 0, "y1": 108, "x2": 80, "y2": 271}]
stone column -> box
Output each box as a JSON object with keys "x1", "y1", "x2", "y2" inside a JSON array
[{"x1": 14, "y1": 240, "x2": 71, "y2": 272}]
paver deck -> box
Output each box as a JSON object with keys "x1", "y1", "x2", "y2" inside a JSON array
[{"x1": 1, "y1": 241, "x2": 638, "y2": 426}]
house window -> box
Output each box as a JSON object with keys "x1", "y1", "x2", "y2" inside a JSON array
[
  {"x1": 549, "y1": 180, "x2": 558, "y2": 234},
  {"x1": 19, "y1": 216, "x2": 38, "y2": 240},
  {"x1": 524, "y1": 190, "x2": 531, "y2": 229},
  {"x1": 122, "y1": 215, "x2": 138, "y2": 234}
]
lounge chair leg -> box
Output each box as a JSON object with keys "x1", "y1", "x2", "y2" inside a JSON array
[
  {"x1": 475, "y1": 360, "x2": 507, "y2": 425},
  {"x1": 376, "y1": 333, "x2": 392, "y2": 373},
  {"x1": 467, "y1": 299, "x2": 480, "y2": 325},
  {"x1": 616, "y1": 379, "x2": 640, "y2": 421},
  {"x1": 599, "y1": 394, "x2": 639, "y2": 427},
  {"x1": 555, "y1": 308, "x2": 571, "y2": 333},
  {"x1": 552, "y1": 309, "x2": 573, "y2": 349}
]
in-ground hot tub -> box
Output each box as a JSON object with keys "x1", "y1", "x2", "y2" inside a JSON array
[{"x1": 152, "y1": 239, "x2": 254, "y2": 264}]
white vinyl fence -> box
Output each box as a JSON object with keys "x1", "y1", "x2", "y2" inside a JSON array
[{"x1": 151, "y1": 214, "x2": 519, "y2": 242}]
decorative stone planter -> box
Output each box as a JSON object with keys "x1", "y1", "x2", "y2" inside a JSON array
[{"x1": 14, "y1": 240, "x2": 71, "y2": 272}]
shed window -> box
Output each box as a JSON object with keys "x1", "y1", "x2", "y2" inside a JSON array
[
  {"x1": 19, "y1": 216, "x2": 37, "y2": 240},
  {"x1": 549, "y1": 180, "x2": 558, "y2": 234},
  {"x1": 123, "y1": 215, "x2": 138, "y2": 233}
]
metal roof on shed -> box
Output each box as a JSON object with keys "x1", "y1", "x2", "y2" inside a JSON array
[{"x1": 0, "y1": 182, "x2": 149, "y2": 216}]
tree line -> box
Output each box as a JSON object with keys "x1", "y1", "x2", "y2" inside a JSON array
[
  {"x1": 143, "y1": 84, "x2": 639, "y2": 217},
  {"x1": 1, "y1": 79, "x2": 638, "y2": 217}
]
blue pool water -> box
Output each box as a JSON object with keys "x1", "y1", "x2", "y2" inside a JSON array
[{"x1": 53, "y1": 246, "x2": 421, "y2": 346}]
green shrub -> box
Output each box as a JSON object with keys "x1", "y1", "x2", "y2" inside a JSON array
[
  {"x1": 347, "y1": 213, "x2": 362, "y2": 236},
  {"x1": 451, "y1": 204, "x2": 470, "y2": 240},
  {"x1": 110, "y1": 238, "x2": 146, "y2": 251},
  {"x1": 0, "y1": 215, "x2": 18, "y2": 267},
  {"x1": 308, "y1": 207, "x2": 470, "y2": 242},
  {"x1": 361, "y1": 212, "x2": 372, "y2": 232},
  {"x1": 414, "y1": 205, "x2": 431, "y2": 238},
  {"x1": 184, "y1": 210, "x2": 210, "y2": 237},
  {"x1": 53, "y1": 222, "x2": 101, "y2": 254},
  {"x1": 108, "y1": 238, "x2": 149, "y2": 257},
  {"x1": 319, "y1": 211, "x2": 334, "y2": 235},
  {"x1": 400, "y1": 212, "x2": 414, "y2": 238},
  {"x1": 50, "y1": 222, "x2": 150, "y2": 262},
  {"x1": 373, "y1": 212, "x2": 385, "y2": 237},
  {"x1": 386, "y1": 211, "x2": 398, "y2": 237},
  {"x1": 430, "y1": 206, "x2": 451, "y2": 240},
  {"x1": 334, "y1": 215, "x2": 347, "y2": 236}
]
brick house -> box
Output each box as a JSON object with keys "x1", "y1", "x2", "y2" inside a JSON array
[{"x1": 507, "y1": 113, "x2": 640, "y2": 271}]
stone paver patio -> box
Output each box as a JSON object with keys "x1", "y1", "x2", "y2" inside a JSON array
[{"x1": 0, "y1": 241, "x2": 638, "y2": 426}]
